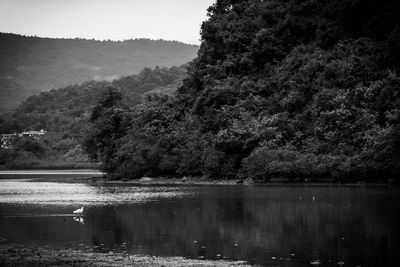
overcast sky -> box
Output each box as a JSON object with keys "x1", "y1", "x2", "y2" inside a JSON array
[{"x1": 0, "y1": 0, "x2": 215, "y2": 45}]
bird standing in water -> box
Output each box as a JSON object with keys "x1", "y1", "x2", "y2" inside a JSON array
[{"x1": 73, "y1": 207, "x2": 84, "y2": 214}]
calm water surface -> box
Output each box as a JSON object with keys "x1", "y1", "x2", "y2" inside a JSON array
[{"x1": 0, "y1": 174, "x2": 399, "y2": 266}]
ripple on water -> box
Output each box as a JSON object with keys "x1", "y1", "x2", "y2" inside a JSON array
[{"x1": 0, "y1": 180, "x2": 192, "y2": 205}]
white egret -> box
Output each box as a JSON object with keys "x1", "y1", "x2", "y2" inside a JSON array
[{"x1": 73, "y1": 207, "x2": 84, "y2": 214}]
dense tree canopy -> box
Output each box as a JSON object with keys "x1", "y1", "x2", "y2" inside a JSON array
[
  {"x1": 84, "y1": 0, "x2": 400, "y2": 181},
  {"x1": 0, "y1": 66, "x2": 186, "y2": 169}
]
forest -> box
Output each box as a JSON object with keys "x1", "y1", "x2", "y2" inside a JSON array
[
  {"x1": 0, "y1": 33, "x2": 198, "y2": 112},
  {"x1": 84, "y1": 0, "x2": 400, "y2": 182},
  {"x1": 0, "y1": 66, "x2": 186, "y2": 169}
]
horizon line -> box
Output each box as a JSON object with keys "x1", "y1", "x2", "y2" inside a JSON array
[{"x1": 0, "y1": 32, "x2": 201, "y2": 46}]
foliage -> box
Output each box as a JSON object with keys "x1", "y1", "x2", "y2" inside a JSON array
[
  {"x1": 0, "y1": 133, "x2": 92, "y2": 169},
  {"x1": 75, "y1": 0, "x2": 400, "y2": 181},
  {"x1": 0, "y1": 66, "x2": 187, "y2": 169},
  {"x1": 241, "y1": 148, "x2": 345, "y2": 180}
]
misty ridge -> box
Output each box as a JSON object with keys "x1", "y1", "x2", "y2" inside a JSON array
[{"x1": 0, "y1": 33, "x2": 199, "y2": 112}]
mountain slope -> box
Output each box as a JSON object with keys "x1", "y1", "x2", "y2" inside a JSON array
[
  {"x1": 0, "y1": 65, "x2": 186, "y2": 135},
  {"x1": 84, "y1": 0, "x2": 400, "y2": 181},
  {"x1": 0, "y1": 33, "x2": 198, "y2": 112},
  {"x1": 0, "y1": 65, "x2": 186, "y2": 169}
]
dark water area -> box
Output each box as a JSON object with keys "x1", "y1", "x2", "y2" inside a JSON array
[{"x1": 0, "y1": 177, "x2": 399, "y2": 266}]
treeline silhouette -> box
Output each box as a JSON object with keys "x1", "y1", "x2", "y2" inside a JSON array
[{"x1": 84, "y1": 0, "x2": 400, "y2": 181}]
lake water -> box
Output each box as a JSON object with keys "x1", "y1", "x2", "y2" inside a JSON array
[{"x1": 0, "y1": 174, "x2": 399, "y2": 266}]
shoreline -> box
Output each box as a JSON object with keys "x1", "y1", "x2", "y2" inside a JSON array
[
  {"x1": 81, "y1": 176, "x2": 400, "y2": 187},
  {"x1": 0, "y1": 169, "x2": 103, "y2": 175},
  {"x1": 0, "y1": 170, "x2": 398, "y2": 186},
  {"x1": 0, "y1": 165, "x2": 100, "y2": 171},
  {"x1": 93, "y1": 179, "x2": 399, "y2": 187}
]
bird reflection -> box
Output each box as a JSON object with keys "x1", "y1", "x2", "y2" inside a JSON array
[{"x1": 73, "y1": 216, "x2": 84, "y2": 225}]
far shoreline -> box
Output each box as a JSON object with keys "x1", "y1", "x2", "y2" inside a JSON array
[
  {"x1": 91, "y1": 177, "x2": 400, "y2": 187},
  {"x1": 0, "y1": 169, "x2": 398, "y2": 186},
  {"x1": 0, "y1": 163, "x2": 100, "y2": 171}
]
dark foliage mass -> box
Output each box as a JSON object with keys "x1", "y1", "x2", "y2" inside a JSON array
[
  {"x1": 0, "y1": 66, "x2": 186, "y2": 169},
  {"x1": 84, "y1": 0, "x2": 400, "y2": 182},
  {"x1": 0, "y1": 33, "x2": 198, "y2": 112}
]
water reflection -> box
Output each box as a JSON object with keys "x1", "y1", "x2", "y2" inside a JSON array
[
  {"x1": 0, "y1": 180, "x2": 192, "y2": 205},
  {"x1": 0, "y1": 180, "x2": 399, "y2": 266},
  {"x1": 72, "y1": 216, "x2": 84, "y2": 225}
]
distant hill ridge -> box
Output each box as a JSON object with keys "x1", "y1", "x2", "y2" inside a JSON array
[
  {"x1": 0, "y1": 65, "x2": 187, "y2": 134},
  {"x1": 0, "y1": 65, "x2": 187, "y2": 169},
  {"x1": 0, "y1": 33, "x2": 198, "y2": 112}
]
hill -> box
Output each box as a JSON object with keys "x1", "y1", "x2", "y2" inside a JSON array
[
  {"x1": 0, "y1": 33, "x2": 198, "y2": 112},
  {"x1": 84, "y1": 0, "x2": 400, "y2": 181},
  {"x1": 0, "y1": 65, "x2": 186, "y2": 169}
]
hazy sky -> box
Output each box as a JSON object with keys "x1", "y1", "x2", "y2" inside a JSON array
[{"x1": 0, "y1": 0, "x2": 216, "y2": 45}]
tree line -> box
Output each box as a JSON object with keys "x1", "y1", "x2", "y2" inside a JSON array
[
  {"x1": 0, "y1": 66, "x2": 186, "y2": 169},
  {"x1": 84, "y1": 0, "x2": 400, "y2": 181}
]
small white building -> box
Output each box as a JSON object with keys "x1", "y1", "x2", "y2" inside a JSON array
[{"x1": 19, "y1": 129, "x2": 46, "y2": 139}]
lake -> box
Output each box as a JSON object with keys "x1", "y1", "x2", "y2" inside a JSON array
[{"x1": 0, "y1": 173, "x2": 399, "y2": 266}]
